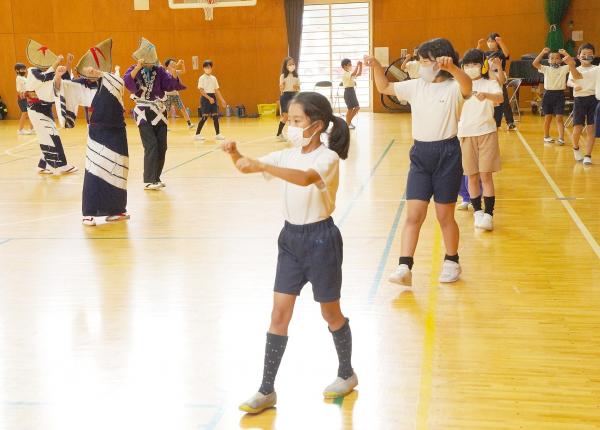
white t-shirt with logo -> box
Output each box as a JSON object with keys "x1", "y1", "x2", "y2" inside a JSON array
[
  {"x1": 198, "y1": 74, "x2": 219, "y2": 93},
  {"x1": 539, "y1": 65, "x2": 570, "y2": 90},
  {"x1": 394, "y1": 78, "x2": 465, "y2": 142},
  {"x1": 280, "y1": 73, "x2": 300, "y2": 92},
  {"x1": 458, "y1": 78, "x2": 502, "y2": 138},
  {"x1": 570, "y1": 65, "x2": 598, "y2": 97},
  {"x1": 258, "y1": 145, "x2": 339, "y2": 225}
]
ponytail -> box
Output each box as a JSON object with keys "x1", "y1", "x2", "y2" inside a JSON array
[
  {"x1": 291, "y1": 92, "x2": 350, "y2": 160},
  {"x1": 328, "y1": 115, "x2": 350, "y2": 160}
]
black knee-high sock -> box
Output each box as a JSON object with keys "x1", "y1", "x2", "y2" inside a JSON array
[
  {"x1": 470, "y1": 195, "x2": 482, "y2": 212},
  {"x1": 277, "y1": 121, "x2": 285, "y2": 136},
  {"x1": 213, "y1": 116, "x2": 220, "y2": 135},
  {"x1": 258, "y1": 332, "x2": 288, "y2": 395},
  {"x1": 196, "y1": 117, "x2": 208, "y2": 135},
  {"x1": 484, "y1": 196, "x2": 496, "y2": 216},
  {"x1": 330, "y1": 318, "x2": 354, "y2": 379},
  {"x1": 399, "y1": 256, "x2": 414, "y2": 270}
]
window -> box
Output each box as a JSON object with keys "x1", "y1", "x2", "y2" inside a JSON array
[{"x1": 299, "y1": 2, "x2": 371, "y2": 108}]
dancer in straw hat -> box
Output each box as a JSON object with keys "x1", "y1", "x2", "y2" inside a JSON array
[
  {"x1": 24, "y1": 39, "x2": 78, "y2": 175},
  {"x1": 124, "y1": 37, "x2": 186, "y2": 191},
  {"x1": 55, "y1": 39, "x2": 130, "y2": 226}
]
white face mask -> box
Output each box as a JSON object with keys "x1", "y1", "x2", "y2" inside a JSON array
[
  {"x1": 287, "y1": 65, "x2": 296, "y2": 72},
  {"x1": 464, "y1": 65, "x2": 482, "y2": 79},
  {"x1": 287, "y1": 123, "x2": 317, "y2": 148},
  {"x1": 419, "y1": 63, "x2": 439, "y2": 83}
]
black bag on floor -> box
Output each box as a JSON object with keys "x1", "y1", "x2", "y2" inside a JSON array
[{"x1": 0, "y1": 97, "x2": 8, "y2": 120}]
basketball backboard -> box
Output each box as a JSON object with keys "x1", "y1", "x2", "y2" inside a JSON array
[{"x1": 167, "y1": 0, "x2": 257, "y2": 21}]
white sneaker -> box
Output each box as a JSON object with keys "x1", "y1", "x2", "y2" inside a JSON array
[
  {"x1": 439, "y1": 260, "x2": 461, "y2": 283},
  {"x1": 348, "y1": 124, "x2": 356, "y2": 130},
  {"x1": 106, "y1": 213, "x2": 130, "y2": 222},
  {"x1": 323, "y1": 373, "x2": 358, "y2": 399},
  {"x1": 144, "y1": 182, "x2": 162, "y2": 190},
  {"x1": 194, "y1": 134, "x2": 205, "y2": 141},
  {"x1": 188, "y1": 123, "x2": 196, "y2": 129},
  {"x1": 478, "y1": 213, "x2": 494, "y2": 231},
  {"x1": 457, "y1": 201, "x2": 470, "y2": 211},
  {"x1": 388, "y1": 264, "x2": 412, "y2": 286},
  {"x1": 277, "y1": 134, "x2": 287, "y2": 142},
  {"x1": 543, "y1": 137, "x2": 554, "y2": 144},
  {"x1": 216, "y1": 134, "x2": 226, "y2": 141},
  {"x1": 557, "y1": 138, "x2": 565, "y2": 146},
  {"x1": 82, "y1": 217, "x2": 96, "y2": 226},
  {"x1": 17, "y1": 129, "x2": 28, "y2": 135},
  {"x1": 239, "y1": 392, "x2": 277, "y2": 414},
  {"x1": 474, "y1": 210, "x2": 484, "y2": 228},
  {"x1": 583, "y1": 156, "x2": 592, "y2": 165},
  {"x1": 573, "y1": 148, "x2": 584, "y2": 161}
]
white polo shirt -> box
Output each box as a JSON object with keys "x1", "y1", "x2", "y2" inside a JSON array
[
  {"x1": 539, "y1": 65, "x2": 570, "y2": 90},
  {"x1": 198, "y1": 74, "x2": 219, "y2": 93},
  {"x1": 258, "y1": 144, "x2": 339, "y2": 225},
  {"x1": 570, "y1": 65, "x2": 598, "y2": 97},
  {"x1": 458, "y1": 78, "x2": 502, "y2": 137}
]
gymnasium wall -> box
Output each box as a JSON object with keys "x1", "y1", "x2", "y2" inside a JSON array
[
  {"x1": 0, "y1": 0, "x2": 288, "y2": 119},
  {"x1": 372, "y1": 0, "x2": 600, "y2": 113}
]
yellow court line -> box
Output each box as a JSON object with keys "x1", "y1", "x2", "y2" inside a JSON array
[{"x1": 416, "y1": 224, "x2": 442, "y2": 430}]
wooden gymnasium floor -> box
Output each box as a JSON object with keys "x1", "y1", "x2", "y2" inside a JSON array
[{"x1": 0, "y1": 111, "x2": 599, "y2": 430}]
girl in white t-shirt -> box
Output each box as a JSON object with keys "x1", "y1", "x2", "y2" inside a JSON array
[
  {"x1": 222, "y1": 92, "x2": 355, "y2": 414},
  {"x1": 365, "y1": 38, "x2": 472, "y2": 286},
  {"x1": 458, "y1": 49, "x2": 504, "y2": 231},
  {"x1": 14, "y1": 62, "x2": 34, "y2": 135},
  {"x1": 277, "y1": 57, "x2": 301, "y2": 140}
]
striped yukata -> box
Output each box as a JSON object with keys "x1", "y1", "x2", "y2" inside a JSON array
[{"x1": 61, "y1": 73, "x2": 129, "y2": 217}]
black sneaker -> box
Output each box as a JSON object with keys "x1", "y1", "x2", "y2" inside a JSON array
[{"x1": 508, "y1": 123, "x2": 517, "y2": 131}]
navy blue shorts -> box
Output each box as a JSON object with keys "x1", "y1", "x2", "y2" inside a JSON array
[
  {"x1": 17, "y1": 98, "x2": 28, "y2": 113},
  {"x1": 344, "y1": 87, "x2": 359, "y2": 109},
  {"x1": 274, "y1": 217, "x2": 343, "y2": 303},
  {"x1": 573, "y1": 95, "x2": 597, "y2": 126},
  {"x1": 200, "y1": 93, "x2": 218, "y2": 116},
  {"x1": 279, "y1": 91, "x2": 297, "y2": 114},
  {"x1": 542, "y1": 90, "x2": 565, "y2": 116},
  {"x1": 406, "y1": 137, "x2": 463, "y2": 204}
]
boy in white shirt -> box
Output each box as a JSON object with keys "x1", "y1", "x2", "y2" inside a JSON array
[
  {"x1": 14, "y1": 63, "x2": 34, "y2": 135},
  {"x1": 195, "y1": 60, "x2": 227, "y2": 141},
  {"x1": 533, "y1": 48, "x2": 581, "y2": 145},
  {"x1": 570, "y1": 43, "x2": 597, "y2": 165}
]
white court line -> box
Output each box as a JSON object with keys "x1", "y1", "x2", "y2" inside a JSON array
[
  {"x1": 516, "y1": 130, "x2": 600, "y2": 259},
  {"x1": 3, "y1": 137, "x2": 38, "y2": 158}
]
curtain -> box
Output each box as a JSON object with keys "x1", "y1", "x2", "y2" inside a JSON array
[
  {"x1": 284, "y1": 0, "x2": 304, "y2": 65},
  {"x1": 544, "y1": 0, "x2": 571, "y2": 51}
]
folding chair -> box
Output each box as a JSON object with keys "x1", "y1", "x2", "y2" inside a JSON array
[
  {"x1": 333, "y1": 82, "x2": 345, "y2": 116},
  {"x1": 314, "y1": 81, "x2": 334, "y2": 105},
  {"x1": 506, "y1": 78, "x2": 522, "y2": 122}
]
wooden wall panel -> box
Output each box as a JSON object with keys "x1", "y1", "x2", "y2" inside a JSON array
[
  {"x1": 372, "y1": 0, "x2": 600, "y2": 112},
  {"x1": 1, "y1": 0, "x2": 286, "y2": 119}
]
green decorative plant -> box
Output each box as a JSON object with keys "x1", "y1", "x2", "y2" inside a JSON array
[{"x1": 544, "y1": 0, "x2": 570, "y2": 50}]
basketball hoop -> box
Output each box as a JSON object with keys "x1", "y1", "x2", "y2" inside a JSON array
[{"x1": 203, "y1": 0, "x2": 215, "y2": 21}]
